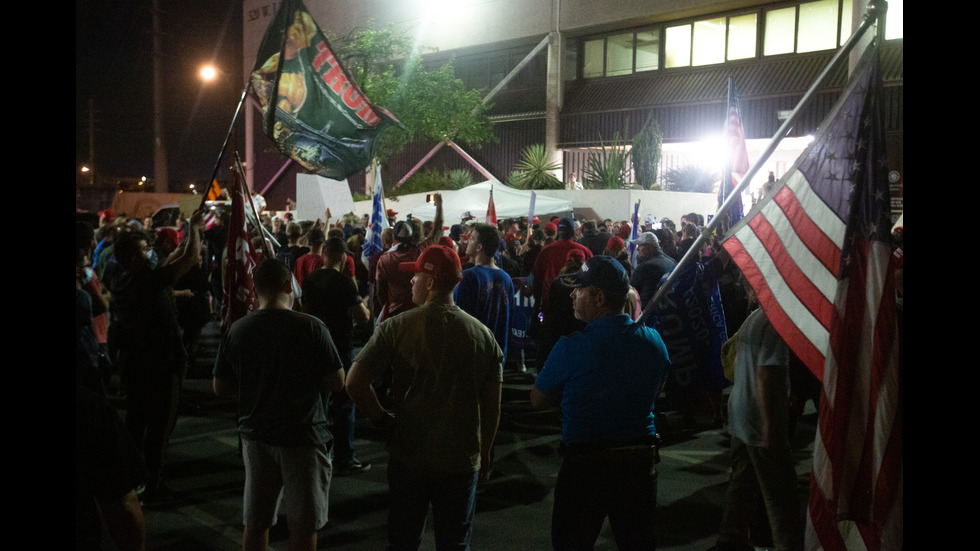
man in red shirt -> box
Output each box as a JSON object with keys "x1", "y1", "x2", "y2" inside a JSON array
[{"x1": 531, "y1": 218, "x2": 592, "y2": 312}]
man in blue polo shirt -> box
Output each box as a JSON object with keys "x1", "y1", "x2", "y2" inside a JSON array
[{"x1": 531, "y1": 255, "x2": 671, "y2": 551}]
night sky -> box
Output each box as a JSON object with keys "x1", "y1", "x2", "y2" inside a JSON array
[{"x1": 76, "y1": 0, "x2": 244, "y2": 191}]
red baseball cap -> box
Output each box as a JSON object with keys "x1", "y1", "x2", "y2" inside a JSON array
[
  {"x1": 565, "y1": 248, "x2": 586, "y2": 262},
  {"x1": 398, "y1": 245, "x2": 463, "y2": 282},
  {"x1": 606, "y1": 236, "x2": 625, "y2": 253},
  {"x1": 616, "y1": 223, "x2": 632, "y2": 240},
  {"x1": 155, "y1": 227, "x2": 180, "y2": 247}
]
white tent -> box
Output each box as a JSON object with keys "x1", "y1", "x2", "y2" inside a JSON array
[{"x1": 409, "y1": 180, "x2": 573, "y2": 223}]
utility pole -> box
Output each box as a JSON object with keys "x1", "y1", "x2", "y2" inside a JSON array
[
  {"x1": 88, "y1": 98, "x2": 96, "y2": 187},
  {"x1": 545, "y1": 0, "x2": 563, "y2": 182},
  {"x1": 153, "y1": 0, "x2": 169, "y2": 191}
]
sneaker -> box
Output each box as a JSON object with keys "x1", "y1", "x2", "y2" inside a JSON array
[{"x1": 334, "y1": 460, "x2": 372, "y2": 476}]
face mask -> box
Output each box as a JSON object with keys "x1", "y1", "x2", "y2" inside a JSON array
[
  {"x1": 146, "y1": 249, "x2": 159, "y2": 269},
  {"x1": 81, "y1": 267, "x2": 94, "y2": 284}
]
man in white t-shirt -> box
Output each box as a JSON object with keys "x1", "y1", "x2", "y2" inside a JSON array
[{"x1": 713, "y1": 282, "x2": 803, "y2": 551}]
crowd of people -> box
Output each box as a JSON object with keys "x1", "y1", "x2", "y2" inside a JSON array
[{"x1": 77, "y1": 195, "x2": 904, "y2": 551}]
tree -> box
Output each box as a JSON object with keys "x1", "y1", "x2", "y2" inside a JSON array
[
  {"x1": 631, "y1": 115, "x2": 663, "y2": 190},
  {"x1": 333, "y1": 24, "x2": 496, "y2": 166}
]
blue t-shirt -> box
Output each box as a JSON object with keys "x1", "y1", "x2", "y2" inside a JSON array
[
  {"x1": 535, "y1": 314, "x2": 671, "y2": 445},
  {"x1": 454, "y1": 265, "x2": 514, "y2": 360}
]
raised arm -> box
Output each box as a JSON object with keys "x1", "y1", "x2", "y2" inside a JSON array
[
  {"x1": 421, "y1": 193, "x2": 444, "y2": 247},
  {"x1": 165, "y1": 210, "x2": 205, "y2": 279}
]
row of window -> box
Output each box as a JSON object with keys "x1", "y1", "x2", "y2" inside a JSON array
[{"x1": 581, "y1": 0, "x2": 903, "y2": 78}]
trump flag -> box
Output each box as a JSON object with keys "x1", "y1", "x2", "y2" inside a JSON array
[{"x1": 249, "y1": 0, "x2": 401, "y2": 179}]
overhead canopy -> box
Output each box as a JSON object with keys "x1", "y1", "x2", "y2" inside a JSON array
[{"x1": 410, "y1": 181, "x2": 572, "y2": 223}]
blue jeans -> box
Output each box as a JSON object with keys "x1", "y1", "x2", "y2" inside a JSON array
[
  {"x1": 385, "y1": 460, "x2": 480, "y2": 551},
  {"x1": 327, "y1": 391, "x2": 357, "y2": 464}
]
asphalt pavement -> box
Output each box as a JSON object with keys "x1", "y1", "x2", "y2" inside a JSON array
[{"x1": 104, "y1": 320, "x2": 817, "y2": 551}]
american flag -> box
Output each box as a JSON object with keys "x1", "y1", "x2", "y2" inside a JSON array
[
  {"x1": 722, "y1": 44, "x2": 901, "y2": 549},
  {"x1": 361, "y1": 169, "x2": 389, "y2": 270},
  {"x1": 720, "y1": 77, "x2": 749, "y2": 232},
  {"x1": 223, "y1": 169, "x2": 263, "y2": 326}
]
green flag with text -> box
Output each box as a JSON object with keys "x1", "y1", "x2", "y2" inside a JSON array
[{"x1": 249, "y1": 0, "x2": 401, "y2": 179}]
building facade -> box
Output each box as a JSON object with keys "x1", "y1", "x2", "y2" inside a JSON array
[{"x1": 242, "y1": 0, "x2": 902, "y2": 218}]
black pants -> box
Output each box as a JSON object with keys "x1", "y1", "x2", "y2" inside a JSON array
[
  {"x1": 125, "y1": 361, "x2": 182, "y2": 489},
  {"x1": 552, "y1": 446, "x2": 658, "y2": 550}
]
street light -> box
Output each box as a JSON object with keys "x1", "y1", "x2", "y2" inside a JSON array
[{"x1": 200, "y1": 64, "x2": 217, "y2": 82}]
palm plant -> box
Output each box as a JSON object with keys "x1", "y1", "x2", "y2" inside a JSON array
[
  {"x1": 447, "y1": 169, "x2": 475, "y2": 190},
  {"x1": 584, "y1": 130, "x2": 631, "y2": 189},
  {"x1": 663, "y1": 164, "x2": 719, "y2": 193},
  {"x1": 512, "y1": 144, "x2": 562, "y2": 190}
]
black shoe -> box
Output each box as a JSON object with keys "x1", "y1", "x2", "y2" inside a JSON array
[{"x1": 334, "y1": 460, "x2": 371, "y2": 476}]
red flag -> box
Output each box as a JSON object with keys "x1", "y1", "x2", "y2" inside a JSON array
[
  {"x1": 722, "y1": 44, "x2": 900, "y2": 549},
  {"x1": 485, "y1": 188, "x2": 497, "y2": 225},
  {"x1": 223, "y1": 170, "x2": 262, "y2": 326}
]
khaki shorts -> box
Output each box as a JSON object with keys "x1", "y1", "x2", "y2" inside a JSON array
[{"x1": 242, "y1": 438, "x2": 333, "y2": 532}]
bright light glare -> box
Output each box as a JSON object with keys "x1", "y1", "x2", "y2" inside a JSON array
[
  {"x1": 422, "y1": 0, "x2": 468, "y2": 23},
  {"x1": 200, "y1": 65, "x2": 217, "y2": 81}
]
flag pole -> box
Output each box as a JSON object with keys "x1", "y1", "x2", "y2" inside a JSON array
[
  {"x1": 199, "y1": 83, "x2": 252, "y2": 211},
  {"x1": 234, "y1": 151, "x2": 276, "y2": 259},
  {"x1": 719, "y1": 75, "x2": 735, "y2": 236},
  {"x1": 637, "y1": 0, "x2": 887, "y2": 325}
]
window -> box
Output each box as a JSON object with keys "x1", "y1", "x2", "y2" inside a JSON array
[
  {"x1": 692, "y1": 18, "x2": 726, "y2": 66},
  {"x1": 665, "y1": 25, "x2": 691, "y2": 68},
  {"x1": 764, "y1": 7, "x2": 796, "y2": 55},
  {"x1": 797, "y1": 0, "x2": 838, "y2": 53},
  {"x1": 839, "y1": 0, "x2": 853, "y2": 46},
  {"x1": 606, "y1": 33, "x2": 634, "y2": 76},
  {"x1": 581, "y1": 29, "x2": 662, "y2": 78},
  {"x1": 577, "y1": 0, "x2": 898, "y2": 78},
  {"x1": 583, "y1": 39, "x2": 604, "y2": 78},
  {"x1": 727, "y1": 14, "x2": 758, "y2": 60},
  {"x1": 635, "y1": 31, "x2": 660, "y2": 72},
  {"x1": 762, "y1": 0, "x2": 882, "y2": 56},
  {"x1": 884, "y1": 0, "x2": 903, "y2": 39},
  {"x1": 666, "y1": 13, "x2": 758, "y2": 68}
]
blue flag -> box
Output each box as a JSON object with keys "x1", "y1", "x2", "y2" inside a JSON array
[{"x1": 361, "y1": 170, "x2": 389, "y2": 269}]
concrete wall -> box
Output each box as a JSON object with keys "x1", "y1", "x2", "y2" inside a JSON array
[{"x1": 348, "y1": 188, "x2": 718, "y2": 227}]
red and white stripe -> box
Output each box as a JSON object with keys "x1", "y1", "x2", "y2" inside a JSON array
[{"x1": 722, "y1": 168, "x2": 845, "y2": 382}]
